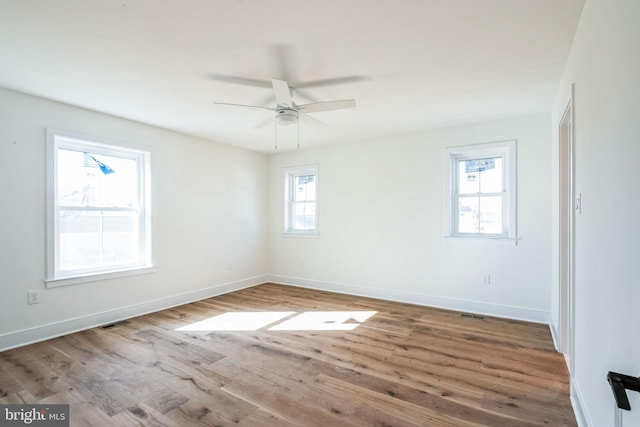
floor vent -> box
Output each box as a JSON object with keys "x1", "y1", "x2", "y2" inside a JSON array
[
  {"x1": 100, "y1": 320, "x2": 129, "y2": 330},
  {"x1": 460, "y1": 313, "x2": 486, "y2": 320},
  {"x1": 101, "y1": 324, "x2": 117, "y2": 329}
]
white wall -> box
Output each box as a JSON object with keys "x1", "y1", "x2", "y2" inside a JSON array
[
  {"x1": 268, "y1": 113, "x2": 552, "y2": 322},
  {"x1": 550, "y1": 1, "x2": 640, "y2": 426},
  {"x1": 0, "y1": 87, "x2": 268, "y2": 350}
]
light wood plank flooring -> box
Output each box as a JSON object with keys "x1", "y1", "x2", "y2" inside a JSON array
[{"x1": 0, "y1": 283, "x2": 576, "y2": 426}]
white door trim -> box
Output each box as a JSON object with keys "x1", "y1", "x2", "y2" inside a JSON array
[{"x1": 558, "y1": 83, "x2": 576, "y2": 375}]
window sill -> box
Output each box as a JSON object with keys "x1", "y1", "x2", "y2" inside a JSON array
[
  {"x1": 45, "y1": 266, "x2": 155, "y2": 288},
  {"x1": 282, "y1": 231, "x2": 319, "y2": 239},
  {"x1": 444, "y1": 236, "x2": 520, "y2": 246}
]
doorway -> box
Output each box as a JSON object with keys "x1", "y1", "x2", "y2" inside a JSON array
[{"x1": 558, "y1": 85, "x2": 574, "y2": 370}]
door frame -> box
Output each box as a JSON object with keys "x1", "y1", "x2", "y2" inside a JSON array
[{"x1": 558, "y1": 83, "x2": 575, "y2": 373}]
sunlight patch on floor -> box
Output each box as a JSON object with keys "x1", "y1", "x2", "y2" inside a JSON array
[
  {"x1": 269, "y1": 311, "x2": 377, "y2": 331},
  {"x1": 175, "y1": 311, "x2": 377, "y2": 332},
  {"x1": 175, "y1": 311, "x2": 295, "y2": 331}
]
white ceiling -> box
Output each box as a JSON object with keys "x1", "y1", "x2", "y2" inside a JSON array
[{"x1": 0, "y1": 0, "x2": 584, "y2": 153}]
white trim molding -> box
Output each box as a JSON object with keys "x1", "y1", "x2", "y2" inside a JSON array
[
  {"x1": 45, "y1": 128, "x2": 153, "y2": 285},
  {"x1": 267, "y1": 274, "x2": 549, "y2": 324},
  {"x1": 571, "y1": 378, "x2": 592, "y2": 427},
  {"x1": 444, "y1": 140, "x2": 517, "y2": 240},
  {"x1": 283, "y1": 164, "x2": 319, "y2": 236},
  {"x1": 0, "y1": 275, "x2": 268, "y2": 352},
  {"x1": 549, "y1": 322, "x2": 560, "y2": 351}
]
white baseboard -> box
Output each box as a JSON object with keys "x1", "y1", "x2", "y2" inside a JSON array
[
  {"x1": 549, "y1": 322, "x2": 560, "y2": 350},
  {"x1": 0, "y1": 275, "x2": 268, "y2": 352},
  {"x1": 571, "y1": 378, "x2": 592, "y2": 427},
  {"x1": 267, "y1": 274, "x2": 550, "y2": 324}
]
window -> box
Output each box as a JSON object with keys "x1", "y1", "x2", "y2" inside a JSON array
[
  {"x1": 46, "y1": 129, "x2": 152, "y2": 286},
  {"x1": 284, "y1": 165, "x2": 318, "y2": 235},
  {"x1": 445, "y1": 140, "x2": 516, "y2": 239}
]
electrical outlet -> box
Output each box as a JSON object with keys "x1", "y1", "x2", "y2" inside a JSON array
[
  {"x1": 298, "y1": 258, "x2": 305, "y2": 267},
  {"x1": 27, "y1": 290, "x2": 40, "y2": 305},
  {"x1": 480, "y1": 274, "x2": 491, "y2": 286}
]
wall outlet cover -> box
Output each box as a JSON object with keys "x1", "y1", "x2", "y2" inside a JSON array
[{"x1": 28, "y1": 290, "x2": 40, "y2": 304}]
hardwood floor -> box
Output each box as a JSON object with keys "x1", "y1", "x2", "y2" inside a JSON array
[{"x1": 0, "y1": 283, "x2": 576, "y2": 426}]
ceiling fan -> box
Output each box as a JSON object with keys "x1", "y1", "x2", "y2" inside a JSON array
[
  {"x1": 210, "y1": 44, "x2": 365, "y2": 130},
  {"x1": 213, "y1": 77, "x2": 357, "y2": 129}
]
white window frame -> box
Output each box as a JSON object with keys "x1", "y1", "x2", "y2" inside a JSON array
[
  {"x1": 283, "y1": 164, "x2": 319, "y2": 236},
  {"x1": 45, "y1": 129, "x2": 153, "y2": 287},
  {"x1": 444, "y1": 140, "x2": 517, "y2": 240}
]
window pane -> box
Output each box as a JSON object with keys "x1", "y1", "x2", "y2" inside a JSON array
[
  {"x1": 479, "y1": 196, "x2": 503, "y2": 234},
  {"x1": 458, "y1": 160, "x2": 479, "y2": 195},
  {"x1": 59, "y1": 210, "x2": 102, "y2": 271},
  {"x1": 59, "y1": 210, "x2": 140, "y2": 271},
  {"x1": 57, "y1": 148, "x2": 139, "y2": 207},
  {"x1": 103, "y1": 212, "x2": 139, "y2": 265},
  {"x1": 479, "y1": 157, "x2": 503, "y2": 193},
  {"x1": 293, "y1": 202, "x2": 316, "y2": 230},
  {"x1": 458, "y1": 197, "x2": 479, "y2": 233},
  {"x1": 294, "y1": 175, "x2": 316, "y2": 202},
  {"x1": 459, "y1": 157, "x2": 503, "y2": 195}
]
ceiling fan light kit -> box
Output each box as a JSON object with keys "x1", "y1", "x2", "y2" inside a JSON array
[
  {"x1": 276, "y1": 109, "x2": 298, "y2": 126},
  {"x1": 274, "y1": 109, "x2": 300, "y2": 151}
]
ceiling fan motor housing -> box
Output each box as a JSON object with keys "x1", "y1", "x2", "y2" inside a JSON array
[{"x1": 276, "y1": 108, "x2": 298, "y2": 126}]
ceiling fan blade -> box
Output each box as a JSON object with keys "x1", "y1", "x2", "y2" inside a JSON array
[
  {"x1": 269, "y1": 43, "x2": 295, "y2": 82},
  {"x1": 254, "y1": 93, "x2": 276, "y2": 107},
  {"x1": 290, "y1": 88, "x2": 321, "y2": 104},
  {"x1": 212, "y1": 101, "x2": 275, "y2": 111},
  {"x1": 272, "y1": 79, "x2": 293, "y2": 108},
  {"x1": 295, "y1": 76, "x2": 369, "y2": 89},
  {"x1": 253, "y1": 115, "x2": 275, "y2": 129},
  {"x1": 297, "y1": 99, "x2": 357, "y2": 114},
  {"x1": 299, "y1": 113, "x2": 328, "y2": 128},
  {"x1": 208, "y1": 74, "x2": 272, "y2": 88}
]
